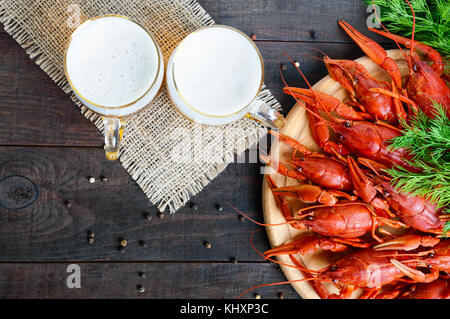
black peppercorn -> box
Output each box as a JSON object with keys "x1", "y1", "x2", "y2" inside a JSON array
[
  {"x1": 139, "y1": 240, "x2": 147, "y2": 247},
  {"x1": 215, "y1": 204, "x2": 223, "y2": 212},
  {"x1": 231, "y1": 257, "x2": 237, "y2": 264},
  {"x1": 138, "y1": 272, "x2": 147, "y2": 279},
  {"x1": 137, "y1": 284, "x2": 145, "y2": 293},
  {"x1": 190, "y1": 202, "x2": 198, "y2": 211},
  {"x1": 64, "y1": 200, "x2": 72, "y2": 208},
  {"x1": 309, "y1": 30, "x2": 317, "y2": 39}
]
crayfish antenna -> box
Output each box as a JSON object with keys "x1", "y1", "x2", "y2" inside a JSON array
[
  {"x1": 404, "y1": 0, "x2": 416, "y2": 57},
  {"x1": 279, "y1": 65, "x2": 325, "y2": 124},
  {"x1": 249, "y1": 230, "x2": 320, "y2": 274},
  {"x1": 301, "y1": 51, "x2": 326, "y2": 63},
  {"x1": 225, "y1": 201, "x2": 293, "y2": 227},
  {"x1": 368, "y1": 0, "x2": 409, "y2": 65},
  {"x1": 281, "y1": 51, "x2": 337, "y2": 123},
  {"x1": 238, "y1": 277, "x2": 328, "y2": 299},
  {"x1": 305, "y1": 46, "x2": 328, "y2": 58}
]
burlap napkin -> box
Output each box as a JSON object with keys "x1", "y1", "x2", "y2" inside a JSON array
[{"x1": 0, "y1": 0, "x2": 281, "y2": 213}]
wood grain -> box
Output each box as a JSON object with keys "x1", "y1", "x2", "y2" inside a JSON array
[
  {"x1": 0, "y1": 1, "x2": 391, "y2": 43},
  {"x1": 0, "y1": 147, "x2": 275, "y2": 262},
  {"x1": 198, "y1": 0, "x2": 389, "y2": 43},
  {"x1": 0, "y1": 32, "x2": 102, "y2": 146},
  {"x1": 0, "y1": 262, "x2": 297, "y2": 299}
]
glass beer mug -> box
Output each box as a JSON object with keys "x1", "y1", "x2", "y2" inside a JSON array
[
  {"x1": 166, "y1": 25, "x2": 285, "y2": 128},
  {"x1": 64, "y1": 15, "x2": 164, "y2": 160}
]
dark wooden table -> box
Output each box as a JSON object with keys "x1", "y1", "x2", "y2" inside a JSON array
[{"x1": 0, "y1": 1, "x2": 392, "y2": 299}]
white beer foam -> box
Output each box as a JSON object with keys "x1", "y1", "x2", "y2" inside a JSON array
[
  {"x1": 173, "y1": 27, "x2": 262, "y2": 117},
  {"x1": 66, "y1": 17, "x2": 158, "y2": 107}
]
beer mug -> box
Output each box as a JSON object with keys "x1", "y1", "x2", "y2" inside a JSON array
[
  {"x1": 166, "y1": 25, "x2": 285, "y2": 128},
  {"x1": 64, "y1": 15, "x2": 164, "y2": 160}
]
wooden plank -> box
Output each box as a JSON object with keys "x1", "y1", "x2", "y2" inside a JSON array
[
  {"x1": 0, "y1": 34, "x2": 386, "y2": 146},
  {"x1": 0, "y1": 32, "x2": 102, "y2": 146},
  {"x1": 0, "y1": 147, "x2": 277, "y2": 262},
  {"x1": 198, "y1": 0, "x2": 390, "y2": 43},
  {"x1": 0, "y1": 262, "x2": 298, "y2": 298},
  {"x1": 0, "y1": 1, "x2": 390, "y2": 43}
]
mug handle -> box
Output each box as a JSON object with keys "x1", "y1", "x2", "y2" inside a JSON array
[
  {"x1": 247, "y1": 100, "x2": 286, "y2": 129},
  {"x1": 103, "y1": 117, "x2": 125, "y2": 161}
]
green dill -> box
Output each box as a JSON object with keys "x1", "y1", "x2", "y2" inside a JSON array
[
  {"x1": 444, "y1": 220, "x2": 450, "y2": 236},
  {"x1": 386, "y1": 101, "x2": 450, "y2": 235},
  {"x1": 366, "y1": 0, "x2": 450, "y2": 57}
]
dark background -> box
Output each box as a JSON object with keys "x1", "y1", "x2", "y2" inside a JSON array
[{"x1": 0, "y1": 0, "x2": 393, "y2": 298}]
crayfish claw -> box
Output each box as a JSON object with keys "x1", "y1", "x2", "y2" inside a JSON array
[{"x1": 374, "y1": 234, "x2": 440, "y2": 251}]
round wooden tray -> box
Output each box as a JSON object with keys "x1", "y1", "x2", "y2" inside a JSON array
[{"x1": 262, "y1": 49, "x2": 408, "y2": 299}]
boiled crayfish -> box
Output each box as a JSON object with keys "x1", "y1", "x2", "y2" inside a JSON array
[{"x1": 246, "y1": 3, "x2": 449, "y2": 299}]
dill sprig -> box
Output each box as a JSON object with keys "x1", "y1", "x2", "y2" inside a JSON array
[
  {"x1": 387, "y1": 101, "x2": 450, "y2": 236},
  {"x1": 386, "y1": 101, "x2": 450, "y2": 203},
  {"x1": 386, "y1": 101, "x2": 450, "y2": 235},
  {"x1": 388, "y1": 102, "x2": 450, "y2": 169},
  {"x1": 366, "y1": 0, "x2": 450, "y2": 57},
  {"x1": 444, "y1": 221, "x2": 450, "y2": 236}
]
